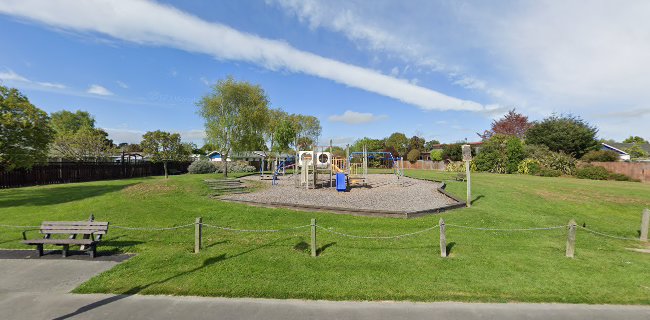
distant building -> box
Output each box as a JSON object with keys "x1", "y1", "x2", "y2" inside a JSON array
[{"x1": 600, "y1": 142, "x2": 650, "y2": 161}]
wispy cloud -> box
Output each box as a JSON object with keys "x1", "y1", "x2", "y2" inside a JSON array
[
  {"x1": 86, "y1": 84, "x2": 113, "y2": 96},
  {"x1": 116, "y1": 80, "x2": 128, "y2": 89},
  {"x1": 328, "y1": 110, "x2": 388, "y2": 124},
  {"x1": 0, "y1": 69, "x2": 66, "y2": 89},
  {"x1": 0, "y1": 0, "x2": 483, "y2": 112}
]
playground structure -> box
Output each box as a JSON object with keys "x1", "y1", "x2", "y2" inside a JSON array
[{"x1": 264, "y1": 143, "x2": 405, "y2": 191}]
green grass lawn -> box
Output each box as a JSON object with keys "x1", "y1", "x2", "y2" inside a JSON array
[{"x1": 1, "y1": 170, "x2": 649, "y2": 304}]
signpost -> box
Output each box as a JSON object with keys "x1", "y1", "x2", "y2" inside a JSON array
[{"x1": 462, "y1": 144, "x2": 472, "y2": 208}]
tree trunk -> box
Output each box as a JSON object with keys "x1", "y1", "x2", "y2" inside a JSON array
[
  {"x1": 223, "y1": 157, "x2": 228, "y2": 177},
  {"x1": 164, "y1": 161, "x2": 168, "y2": 179}
]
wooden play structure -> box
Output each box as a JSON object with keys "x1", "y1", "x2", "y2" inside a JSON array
[{"x1": 290, "y1": 142, "x2": 405, "y2": 191}]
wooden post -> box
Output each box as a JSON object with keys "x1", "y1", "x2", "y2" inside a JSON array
[
  {"x1": 311, "y1": 218, "x2": 317, "y2": 257},
  {"x1": 194, "y1": 217, "x2": 202, "y2": 253},
  {"x1": 439, "y1": 218, "x2": 447, "y2": 258},
  {"x1": 641, "y1": 208, "x2": 649, "y2": 242},
  {"x1": 566, "y1": 219, "x2": 577, "y2": 258},
  {"x1": 465, "y1": 160, "x2": 471, "y2": 208}
]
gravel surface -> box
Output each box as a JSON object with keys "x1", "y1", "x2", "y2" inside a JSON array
[{"x1": 221, "y1": 174, "x2": 458, "y2": 214}]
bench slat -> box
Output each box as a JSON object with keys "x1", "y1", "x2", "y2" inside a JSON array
[
  {"x1": 22, "y1": 239, "x2": 95, "y2": 245},
  {"x1": 40, "y1": 225, "x2": 109, "y2": 231},
  {"x1": 42, "y1": 221, "x2": 109, "y2": 226},
  {"x1": 40, "y1": 230, "x2": 107, "y2": 235}
]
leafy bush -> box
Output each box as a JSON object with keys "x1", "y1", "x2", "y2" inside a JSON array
[
  {"x1": 537, "y1": 168, "x2": 562, "y2": 177},
  {"x1": 608, "y1": 173, "x2": 633, "y2": 181},
  {"x1": 188, "y1": 159, "x2": 217, "y2": 174},
  {"x1": 525, "y1": 114, "x2": 598, "y2": 158},
  {"x1": 576, "y1": 165, "x2": 609, "y2": 180},
  {"x1": 581, "y1": 150, "x2": 619, "y2": 162},
  {"x1": 429, "y1": 149, "x2": 443, "y2": 161},
  {"x1": 407, "y1": 149, "x2": 421, "y2": 163},
  {"x1": 524, "y1": 144, "x2": 576, "y2": 175},
  {"x1": 441, "y1": 144, "x2": 463, "y2": 161},
  {"x1": 444, "y1": 161, "x2": 477, "y2": 172},
  {"x1": 624, "y1": 144, "x2": 649, "y2": 159},
  {"x1": 473, "y1": 135, "x2": 524, "y2": 174},
  {"x1": 517, "y1": 158, "x2": 542, "y2": 175}
]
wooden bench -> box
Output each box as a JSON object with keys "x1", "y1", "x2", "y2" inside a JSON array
[{"x1": 21, "y1": 221, "x2": 109, "y2": 258}]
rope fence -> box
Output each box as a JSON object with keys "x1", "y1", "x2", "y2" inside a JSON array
[{"x1": 0, "y1": 208, "x2": 647, "y2": 258}]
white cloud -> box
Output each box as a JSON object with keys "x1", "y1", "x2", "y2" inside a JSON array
[
  {"x1": 268, "y1": 0, "x2": 510, "y2": 102},
  {"x1": 0, "y1": 0, "x2": 483, "y2": 112},
  {"x1": 0, "y1": 69, "x2": 29, "y2": 82},
  {"x1": 0, "y1": 69, "x2": 66, "y2": 89},
  {"x1": 328, "y1": 110, "x2": 388, "y2": 124},
  {"x1": 86, "y1": 84, "x2": 113, "y2": 96},
  {"x1": 116, "y1": 80, "x2": 128, "y2": 89}
]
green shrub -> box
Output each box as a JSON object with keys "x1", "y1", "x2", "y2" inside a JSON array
[
  {"x1": 537, "y1": 168, "x2": 562, "y2": 177},
  {"x1": 608, "y1": 173, "x2": 632, "y2": 181},
  {"x1": 188, "y1": 159, "x2": 217, "y2": 174},
  {"x1": 430, "y1": 150, "x2": 443, "y2": 161},
  {"x1": 576, "y1": 165, "x2": 609, "y2": 180},
  {"x1": 441, "y1": 144, "x2": 463, "y2": 161},
  {"x1": 444, "y1": 161, "x2": 476, "y2": 172},
  {"x1": 407, "y1": 149, "x2": 421, "y2": 163},
  {"x1": 581, "y1": 150, "x2": 619, "y2": 162},
  {"x1": 474, "y1": 134, "x2": 524, "y2": 173},
  {"x1": 524, "y1": 144, "x2": 576, "y2": 175},
  {"x1": 517, "y1": 158, "x2": 542, "y2": 175}
]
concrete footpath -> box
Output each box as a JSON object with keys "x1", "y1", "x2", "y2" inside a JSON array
[{"x1": 1, "y1": 258, "x2": 649, "y2": 320}]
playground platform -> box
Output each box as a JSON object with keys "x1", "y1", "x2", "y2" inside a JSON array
[{"x1": 221, "y1": 174, "x2": 464, "y2": 218}]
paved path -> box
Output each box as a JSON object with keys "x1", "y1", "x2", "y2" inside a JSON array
[{"x1": 1, "y1": 259, "x2": 649, "y2": 320}]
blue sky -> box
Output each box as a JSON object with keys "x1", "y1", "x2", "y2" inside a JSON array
[{"x1": 1, "y1": 0, "x2": 649, "y2": 146}]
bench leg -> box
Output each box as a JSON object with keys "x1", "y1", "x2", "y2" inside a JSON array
[
  {"x1": 36, "y1": 244, "x2": 43, "y2": 257},
  {"x1": 88, "y1": 245, "x2": 96, "y2": 259},
  {"x1": 61, "y1": 245, "x2": 69, "y2": 258}
]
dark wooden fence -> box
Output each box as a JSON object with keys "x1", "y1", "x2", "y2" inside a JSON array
[{"x1": 0, "y1": 161, "x2": 192, "y2": 188}]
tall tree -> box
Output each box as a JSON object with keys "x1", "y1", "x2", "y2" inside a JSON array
[
  {"x1": 351, "y1": 137, "x2": 385, "y2": 152},
  {"x1": 291, "y1": 114, "x2": 321, "y2": 149},
  {"x1": 274, "y1": 117, "x2": 297, "y2": 152},
  {"x1": 197, "y1": 77, "x2": 269, "y2": 177},
  {"x1": 623, "y1": 136, "x2": 648, "y2": 144},
  {"x1": 50, "y1": 110, "x2": 95, "y2": 134},
  {"x1": 141, "y1": 130, "x2": 191, "y2": 178},
  {"x1": 408, "y1": 135, "x2": 426, "y2": 152},
  {"x1": 52, "y1": 127, "x2": 115, "y2": 161},
  {"x1": 525, "y1": 114, "x2": 598, "y2": 158},
  {"x1": 385, "y1": 132, "x2": 409, "y2": 157},
  {"x1": 478, "y1": 109, "x2": 532, "y2": 140},
  {"x1": 49, "y1": 109, "x2": 114, "y2": 161},
  {"x1": 264, "y1": 108, "x2": 287, "y2": 153},
  {"x1": 0, "y1": 85, "x2": 53, "y2": 171},
  {"x1": 424, "y1": 139, "x2": 441, "y2": 151}
]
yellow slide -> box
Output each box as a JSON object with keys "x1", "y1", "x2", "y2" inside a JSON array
[{"x1": 332, "y1": 163, "x2": 345, "y2": 173}]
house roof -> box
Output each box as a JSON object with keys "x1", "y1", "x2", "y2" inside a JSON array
[{"x1": 603, "y1": 142, "x2": 650, "y2": 154}]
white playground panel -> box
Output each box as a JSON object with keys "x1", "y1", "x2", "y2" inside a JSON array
[{"x1": 297, "y1": 151, "x2": 331, "y2": 169}]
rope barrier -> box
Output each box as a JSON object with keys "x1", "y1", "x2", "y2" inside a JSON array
[
  {"x1": 577, "y1": 226, "x2": 640, "y2": 241},
  {"x1": 445, "y1": 224, "x2": 567, "y2": 232},
  {"x1": 316, "y1": 225, "x2": 438, "y2": 239},
  {"x1": 111, "y1": 223, "x2": 195, "y2": 231},
  {"x1": 200, "y1": 223, "x2": 311, "y2": 233}
]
